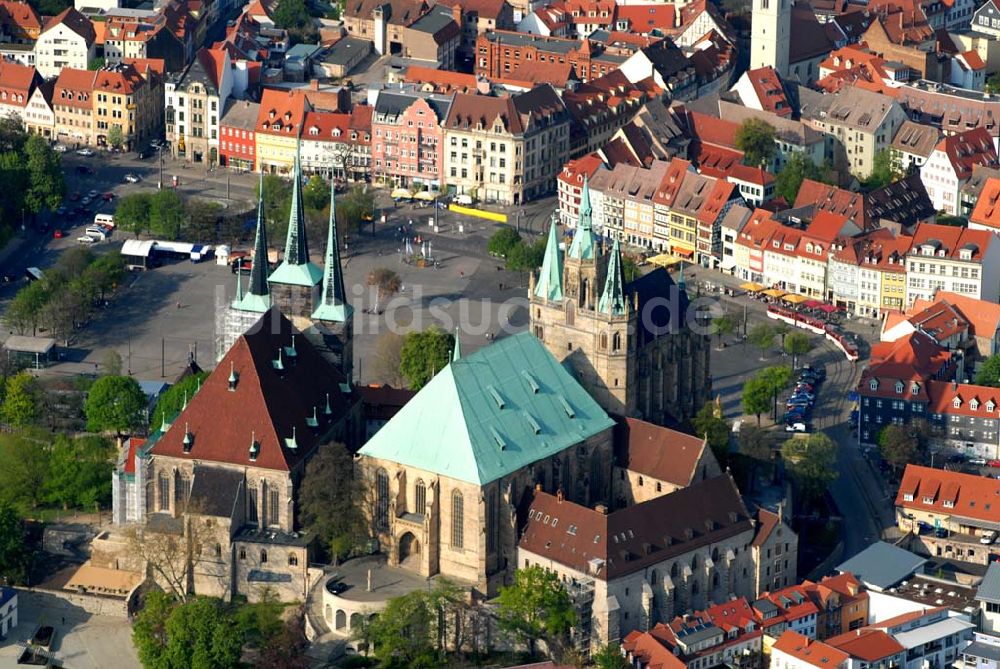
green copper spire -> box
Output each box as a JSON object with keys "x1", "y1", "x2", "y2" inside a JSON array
[
  {"x1": 311, "y1": 178, "x2": 354, "y2": 323},
  {"x1": 568, "y1": 176, "x2": 597, "y2": 260},
  {"x1": 534, "y1": 219, "x2": 564, "y2": 301},
  {"x1": 598, "y1": 239, "x2": 627, "y2": 316},
  {"x1": 236, "y1": 171, "x2": 272, "y2": 313},
  {"x1": 269, "y1": 151, "x2": 323, "y2": 287},
  {"x1": 452, "y1": 328, "x2": 461, "y2": 362}
]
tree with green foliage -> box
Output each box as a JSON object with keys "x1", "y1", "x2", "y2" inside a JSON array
[
  {"x1": 88, "y1": 57, "x2": 105, "y2": 70},
  {"x1": 989, "y1": 73, "x2": 1000, "y2": 95},
  {"x1": 260, "y1": 173, "x2": 293, "y2": 241},
  {"x1": 299, "y1": 442, "x2": 368, "y2": 562},
  {"x1": 115, "y1": 192, "x2": 152, "y2": 238},
  {"x1": 399, "y1": 327, "x2": 454, "y2": 390},
  {"x1": 149, "y1": 188, "x2": 185, "y2": 240},
  {"x1": 185, "y1": 199, "x2": 225, "y2": 242},
  {"x1": 760, "y1": 365, "x2": 793, "y2": 421},
  {"x1": 133, "y1": 593, "x2": 243, "y2": 669},
  {"x1": 0, "y1": 432, "x2": 50, "y2": 510},
  {"x1": 774, "y1": 152, "x2": 832, "y2": 203},
  {"x1": 85, "y1": 375, "x2": 147, "y2": 434},
  {"x1": 337, "y1": 186, "x2": 375, "y2": 234},
  {"x1": 742, "y1": 375, "x2": 772, "y2": 426},
  {"x1": 781, "y1": 432, "x2": 838, "y2": 505},
  {"x1": 150, "y1": 371, "x2": 209, "y2": 430},
  {"x1": 85, "y1": 252, "x2": 125, "y2": 301},
  {"x1": 976, "y1": 354, "x2": 1000, "y2": 387},
  {"x1": 1, "y1": 372, "x2": 38, "y2": 427},
  {"x1": 739, "y1": 422, "x2": 774, "y2": 490},
  {"x1": 711, "y1": 315, "x2": 735, "y2": 350},
  {"x1": 106, "y1": 124, "x2": 124, "y2": 151},
  {"x1": 593, "y1": 643, "x2": 629, "y2": 669},
  {"x1": 864, "y1": 149, "x2": 899, "y2": 190},
  {"x1": 748, "y1": 323, "x2": 775, "y2": 360},
  {"x1": 496, "y1": 565, "x2": 576, "y2": 657},
  {"x1": 735, "y1": 118, "x2": 777, "y2": 168},
  {"x1": 622, "y1": 255, "x2": 641, "y2": 282},
  {"x1": 877, "y1": 423, "x2": 926, "y2": 473},
  {"x1": 784, "y1": 331, "x2": 813, "y2": 369},
  {"x1": 0, "y1": 501, "x2": 29, "y2": 585},
  {"x1": 273, "y1": 0, "x2": 311, "y2": 28},
  {"x1": 44, "y1": 435, "x2": 113, "y2": 510},
  {"x1": 4, "y1": 280, "x2": 48, "y2": 336},
  {"x1": 303, "y1": 174, "x2": 330, "y2": 212},
  {"x1": 488, "y1": 227, "x2": 522, "y2": 259},
  {"x1": 692, "y1": 401, "x2": 730, "y2": 466},
  {"x1": 24, "y1": 134, "x2": 65, "y2": 215}
]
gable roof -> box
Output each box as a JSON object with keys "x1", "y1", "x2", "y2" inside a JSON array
[
  {"x1": 896, "y1": 464, "x2": 1000, "y2": 527},
  {"x1": 773, "y1": 630, "x2": 849, "y2": 669},
  {"x1": 970, "y1": 176, "x2": 1000, "y2": 231},
  {"x1": 826, "y1": 629, "x2": 905, "y2": 662},
  {"x1": 935, "y1": 127, "x2": 998, "y2": 180},
  {"x1": 150, "y1": 309, "x2": 353, "y2": 472},
  {"x1": 614, "y1": 417, "x2": 709, "y2": 486},
  {"x1": 908, "y1": 291, "x2": 1000, "y2": 340},
  {"x1": 519, "y1": 475, "x2": 752, "y2": 580},
  {"x1": 0, "y1": 0, "x2": 40, "y2": 34},
  {"x1": 359, "y1": 332, "x2": 614, "y2": 485},
  {"x1": 43, "y1": 6, "x2": 95, "y2": 44}
]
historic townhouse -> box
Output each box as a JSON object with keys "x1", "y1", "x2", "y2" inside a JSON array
[
  {"x1": 475, "y1": 31, "x2": 627, "y2": 83},
  {"x1": 166, "y1": 48, "x2": 232, "y2": 164},
  {"x1": 93, "y1": 63, "x2": 160, "y2": 151},
  {"x1": 904, "y1": 223, "x2": 1000, "y2": 305},
  {"x1": 920, "y1": 128, "x2": 999, "y2": 216},
  {"x1": 299, "y1": 105, "x2": 372, "y2": 182},
  {"x1": 52, "y1": 68, "x2": 96, "y2": 146},
  {"x1": 255, "y1": 88, "x2": 308, "y2": 173},
  {"x1": 0, "y1": 60, "x2": 40, "y2": 123},
  {"x1": 219, "y1": 99, "x2": 258, "y2": 171},
  {"x1": 371, "y1": 90, "x2": 449, "y2": 189},
  {"x1": 0, "y1": 0, "x2": 41, "y2": 43},
  {"x1": 23, "y1": 80, "x2": 55, "y2": 138},
  {"x1": 103, "y1": 14, "x2": 186, "y2": 72},
  {"x1": 34, "y1": 7, "x2": 96, "y2": 78}
]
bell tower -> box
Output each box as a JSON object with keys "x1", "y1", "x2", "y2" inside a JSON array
[
  {"x1": 309, "y1": 180, "x2": 354, "y2": 380},
  {"x1": 750, "y1": 0, "x2": 791, "y2": 77}
]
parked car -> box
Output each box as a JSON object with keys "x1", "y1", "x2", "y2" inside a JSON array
[
  {"x1": 124, "y1": 173, "x2": 140, "y2": 183},
  {"x1": 917, "y1": 520, "x2": 933, "y2": 534},
  {"x1": 982, "y1": 531, "x2": 998, "y2": 545},
  {"x1": 76, "y1": 235, "x2": 96, "y2": 245},
  {"x1": 81, "y1": 196, "x2": 92, "y2": 206},
  {"x1": 76, "y1": 147, "x2": 95, "y2": 156},
  {"x1": 87, "y1": 189, "x2": 99, "y2": 199},
  {"x1": 53, "y1": 144, "x2": 67, "y2": 153},
  {"x1": 970, "y1": 457, "x2": 988, "y2": 465},
  {"x1": 801, "y1": 365, "x2": 826, "y2": 381},
  {"x1": 52, "y1": 229, "x2": 64, "y2": 239}
]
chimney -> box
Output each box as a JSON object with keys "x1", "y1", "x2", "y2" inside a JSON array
[
  {"x1": 556, "y1": 488, "x2": 564, "y2": 502},
  {"x1": 535, "y1": 482, "x2": 543, "y2": 492},
  {"x1": 595, "y1": 503, "x2": 608, "y2": 514}
]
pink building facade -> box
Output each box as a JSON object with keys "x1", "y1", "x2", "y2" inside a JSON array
[{"x1": 371, "y1": 94, "x2": 448, "y2": 189}]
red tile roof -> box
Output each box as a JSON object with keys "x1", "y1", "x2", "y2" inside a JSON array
[
  {"x1": 970, "y1": 177, "x2": 1000, "y2": 231},
  {"x1": 773, "y1": 630, "x2": 849, "y2": 669},
  {"x1": 0, "y1": 60, "x2": 37, "y2": 105},
  {"x1": 745, "y1": 66, "x2": 792, "y2": 117},
  {"x1": 0, "y1": 0, "x2": 40, "y2": 34},
  {"x1": 196, "y1": 47, "x2": 228, "y2": 90},
  {"x1": 794, "y1": 180, "x2": 864, "y2": 224},
  {"x1": 93, "y1": 63, "x2": 146, "y2": 96},
  {"x1": 123, "y1": 437, "x2": 146, "y2": 475},
  {"x1": 908, "y1": 291, "x2": 1000, "y2": 341},
  {"x1": 615, "y1": 3, "x2": 676, "y2": 34},
  {"x1": 727, "y1": 164, "x2": 774, "y2": 186},
  {"x1": 559, "y1": 153, "x2": 605, "y2": 187},
  {"x1": 926, "y1": 380, "x2": 1000, "y2": 419},
  {"x1": 53, "y1": 68, "x2": 96, "y2": 111},
  {"x1": 615, "y1": 417, "x2": 710, "y2": 485},
  {"x1": 402, "y1": 65, "x2": 477, "y2": 92},
  {"x1": 256, "y1": 88, "x2": 308, "y2": 136},
  {"x1": 936, "y1": 127, "x2": 998, "y2": 180},
  {"x1": 436, "y1": 0, "x2": 508, "y2": 20},
  {"x1": 150, "y1": 309, "x2": 354, "y2": 472},
  {"x1": 909, "y1": 221, "x2": 995, "y2": 262},
  {"x1": 622, "y1": 627, "x2": 688, "y2": 669},
  {"x1": 895, "y1": 464, "x2": 1000, "y2": 524},
  {"x1": 519, "y1": 475, "x2": 752, "y2": 580},
  {"x1": 901, "y1": 301, "x2": 968, "y2": 344},
  {"x1": 445, "y1": 92, "x2": 522, "y2": 134},
  {"x1": 752, "y1": 508, "x2": 780, "y2": 548},
  {"x1": 867, "y1": 331, "x2": 952, "y2": 381},
  {"x1": 826, "y1": 629, "x2": 904, "y2": 662}
]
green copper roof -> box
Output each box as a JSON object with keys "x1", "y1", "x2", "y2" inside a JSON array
[
  {"x1": 311, "y1": 181, "x2": 353, "y2": 323},
  {"x1": 534, "y1": 219, "x2": 563, "y2": 301},
  {"x1": 359, "y1": 331, "x2": 614, "y2": 485},
  {"x1": 599, "y1": 239, "x2": 627, "y2": 315},
  {"x1": 237, "y1": 171, "x2": 273, "y2": 313},
  {"x1": 568, "y1": 176, "x2": 597, "y2": 261},
  {"x1": 271, "y1": 153, "x2": 322, "y2": 287}
]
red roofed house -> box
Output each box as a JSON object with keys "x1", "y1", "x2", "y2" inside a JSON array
[
  {"x1": 895, "y1": 465, "x2": 1000, "y2": 558},
  {"x1": 772, "y1": 630, "x2": 849, "y2": 669},
  {"x1": 518, "y1": 474, "x2": 787, "y2": 651},
  {"x1": 256, "y1": 87, "x2": 309, "y2": 173},
  {"x1": 884, "y1": 290, "x2": 1000, "y2": 359},
  {"x1": 93, "y1": 62, "x2": 161, "y2": 152},
  {"x1": 613, "y1": 4, "x2": 677, "y2": 36},
  {"x1": 861, "y1": 0, "x2": 941, "y2": 80},
  {"x1": 558, "y1": 153, "x2": 605, "y2": 226},
  {"x1": 904, "y1": 221, "x2": 1000, "y2": 304},
  {"x1": 111, "y1": 308, "x2": 362, "y2": 602},
  {"x1": 52, "y1": 67, "x2": 97, "y2": 146},
  {"x1": 35, "y1": 7, "x2": 97, "y2": 78},
  {"x1": 732, "y1": 67, "x2": 793, "y2": 118},
  {"x1": 921, "y1": 127, "x2": 999, "y2": 215},
  {"x1": 0, "y1": 60, "x2": 40, "y2": 124},
  {"x1": 825, "y1": 628, "x2": 905, "y2": 668},
  {"x1": 299, "y1": 104, "x2": 373, "y2": 183},
  {"x1": 622, "y1": 598, "x2": 763, "y2": 669},
  {"x1": 969, "y1": 176, "x2": 1000, "y2": 234},
  {"x1": 435, "y1": 0, "x2": 514, "y2": 57},
  {"x1": 949, "y1": 50, "x2": 986, "y2": 91},
  {"x1": 0, "y1": 0, "x2": 41, "y2": 42},
  {"x1": 219, "y1": 99, "x2": 258, "y2": 171}
]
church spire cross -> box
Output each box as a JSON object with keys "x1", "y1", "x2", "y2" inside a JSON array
[
  {"x1": 534, "y1": 217, "x2": 564, "y2": 301},
  {"x1": 599, "y1": 238, "x2": 627, "y2": 316},
  {"x1": 284, "y1": 151, "x2": 310, "y2": 266},
  {"x1": 311, "y1": 173, "x2": 353, "y2": 323}
]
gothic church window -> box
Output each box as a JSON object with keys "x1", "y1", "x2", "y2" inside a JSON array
[
  {"x1": 415, "y1": 480, "x2": 426, "y2": 515},
  {"x1": 452, "y1": 491, "x2": 464, "y2": 549},
  {"x1": 376, "y1": 469, "x2": 389, "y2": 530}
]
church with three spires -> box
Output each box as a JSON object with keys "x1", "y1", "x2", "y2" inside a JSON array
[{"x1": 112, "y1": 156, "x2": 362, "y2": 603}]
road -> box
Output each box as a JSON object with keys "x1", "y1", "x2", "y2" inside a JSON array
[{"x1": 700, "y1": 268, "x2": 897, "y2": 563}]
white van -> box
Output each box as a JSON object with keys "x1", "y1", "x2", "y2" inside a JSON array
[
  {"x1": 76, "y1": 235, "x2": 96, "y2": 245},
  {"x1": 455, "y1": 194, "x2": 473, "y2": 206},
  {"x1": 94, "y1": 214, "x2": 115, "y2": 228},
  {"x1": 85, "y1": 226, "x2": 108, "y2": 240}
]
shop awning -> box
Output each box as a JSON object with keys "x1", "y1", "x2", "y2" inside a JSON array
[
  {"x1": 673, "y1": 248, "x2": 694, "y2": 258},
  {"x1": 817, "y1": 304, "x2": 838, "y2": 314},
  {"x1": 413, "y1": 191, "x2": 436, "y2": 201},
  {"x1": 803, "y1": 299, "x2": 822, "y2": 309},
  {"x1": 762, "y1": 288, "x2": 786, "y2": 298},
  {"x1": 740, "y1": 282, "x2": 765, "y2": 292},
  {"x1": 719, "y1": 257, "x2": 737, "y2": 271},
  {"x1": 391, "y1": 188, "x2": 412, "y2": 199},
  {"x1": 782, "y1": 294, "x2": 808, "y2": 304}
]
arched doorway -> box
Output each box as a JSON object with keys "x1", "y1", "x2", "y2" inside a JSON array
[
  {"x1": 335, "y1": 609, "x2": 346, "y2": 630},
  {"x1": 350, "y1": 613, "x2": 362, "y2": 630},
  {"x1": 398, "y1": 532, "x2": 420, "y2": 565}
]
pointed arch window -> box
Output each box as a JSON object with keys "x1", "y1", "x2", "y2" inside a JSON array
[
  {"x1": 415, "y1": 479, "x2": 426, "y2": 515},
  {"x1": 376, "y1": 469, "x2": 389, "y2": 530},
  {"x1": 451, "y1": 490, "x2": 464, "y2": 549},
  {"x1": 612, "y1": 331, "x2": 622, "y2": 352}
]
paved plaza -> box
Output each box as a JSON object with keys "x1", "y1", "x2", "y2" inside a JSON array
[{"x1": 0, "y1": 591, "x2": 139, "y2": 669}]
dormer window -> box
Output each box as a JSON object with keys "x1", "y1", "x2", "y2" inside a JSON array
[
  {"x1": 870, "y1": 379, "x2": 878, "y2": 390},
  {"x1": 943, "y1": 500, "x2": 954, "y2": 508},
  {"x1": 988, "y1": 401, "x2": 995, "y2": 412},
  {"x1": 309, "y1": 126, "x2": 318, "y2": 135},
  {"x1": 911, "y1": 383, "x2": 920, "y2": 396},
  {"x1": 895, "y1": 381, "x2": 904, "y2": 394},
  {"x1": 972, "y1": 399, "x2": 980, "y2": 410},
  {"x1": 954, "y1": 397, "x2": 962, "y2": 408},
  {"x1": 923, "y1": 495, "x2": 935, "y2": 504},
  {"x1": 903, "y1": 493, "x2": 914, "y2": 501}
]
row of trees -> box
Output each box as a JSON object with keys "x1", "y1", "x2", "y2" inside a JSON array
[
  {"x1": 0, "y1": 122, "x2": 66, "y2": 247},
  {"x1": 0, "y1": 429, "x2": 114, "y2": 513},
  {"x1": 262, "y1": 175, "x2": 374, "y2": 246},
  {"x1": 115, "y1": 189, "x2": 187, "y2": 240},
  {"x1": 4, "y1": 247, "x2": 125, "y2": 343}
]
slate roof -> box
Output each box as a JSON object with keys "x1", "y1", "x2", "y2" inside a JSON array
[
  {"x1": 835, "y1": 541, "x2": 927, "y2": 590},
  {"x1": 0, "y1": 586, "x2": 16, "y2": 609},
  {"x1": 188, "y1": 465, "x2": 244, "y2": 517},
  {"x1": 409, "y1": 4, "x2": 460, "y2": 43},
  {"x1": 976, "y1": 562, "x2": 1000, "y2": 604},
  {"x1": 44, "y1": 6, "x2": 96, "y2": 44},
  {"x1": 359, "y1": 331, "x2": 615, "y2": 485},
  {"x1": 518, "y1": 475, "x2": 753, "y2": 580},
  {"x1": 150, "y1": 309, "x2": 353, "y2": 472}
]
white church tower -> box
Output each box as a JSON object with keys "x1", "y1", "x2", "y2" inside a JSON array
[{"x1": 751, "y1": 0, "x2": 791, "y2": 77}]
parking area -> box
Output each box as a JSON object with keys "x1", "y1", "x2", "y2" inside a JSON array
[{"x1": 0, "y1": 591, "x2": 139, "y2": 669}]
